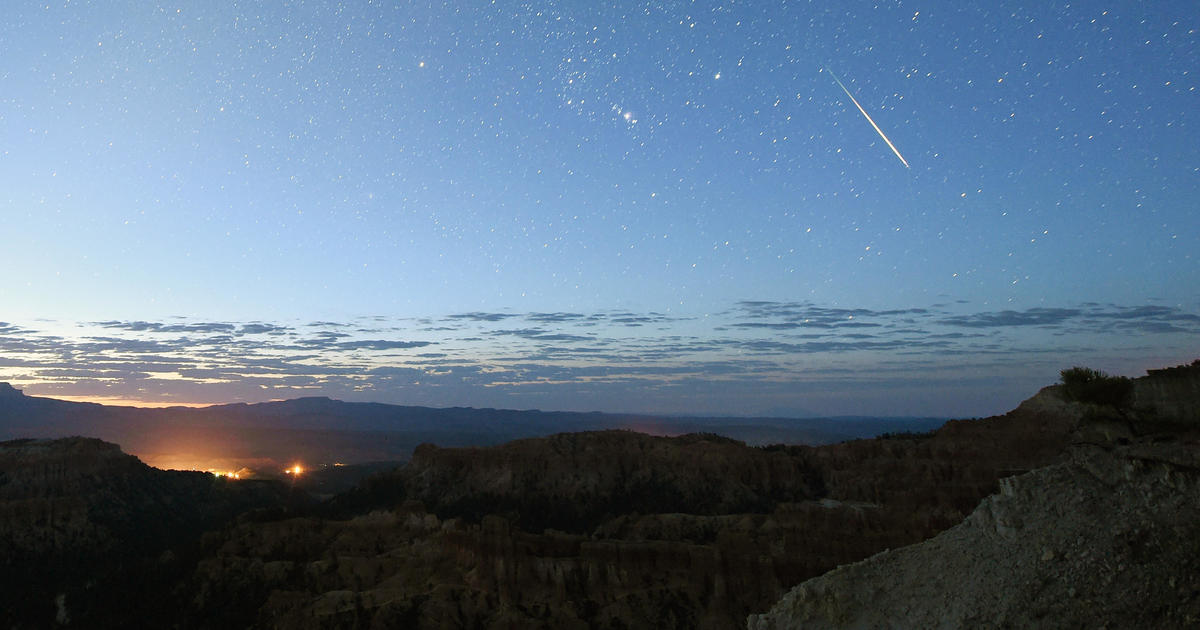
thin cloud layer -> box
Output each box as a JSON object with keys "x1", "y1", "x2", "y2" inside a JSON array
[{"x1": 1, "y1": 300, "x2": 1196, "y2": 417}]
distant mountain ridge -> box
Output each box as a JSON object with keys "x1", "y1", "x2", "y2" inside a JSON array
[{"x1": 0, "y1": 384, "x2": 946, "y2": 470}]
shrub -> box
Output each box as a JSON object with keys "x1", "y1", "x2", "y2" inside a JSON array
[{"x1": 1059, "y1": 366, "x2": 1133, "y2": 408}]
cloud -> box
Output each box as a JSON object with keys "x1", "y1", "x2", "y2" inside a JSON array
[
  {"x1": 607, "y1": 311, "x2": 679, "y2": 326},
  {"x1": 736, "y1": 339, "x2": 919, "y2": 354},
  {"x1": 527, "y1": 333, "x2": 594, "y2": 342},
  {"x1": 1088, "y1": 305, "x2": 1200, "y2": 321},
  {"x1": 238, "y1": 323, "x2": 292, "y2": 335},
  {"x1": 835, "y1": 322, "x2": 882, "y2": 329},
  {"x1": 730, "y1": 322, "x2": 807, "y2": 330},
  {"x1": 488, "y1": 328, "x2": 547, "y2": 338},
  {"x1": 938, "y1": 308, "x2": 1083, "y2": 328},
  {"x1": 1109, "y1": 321, "x2": 1189, "y2": 334},
  {"x1": 447, "y1": 312, "x2": 519, "y2": 322},
  {"x1": 94, "y1": 320, "x2": 238, "y2": 334},
  {"x1": 333, "y1": 340, "x2": 435, "y2": 351},
  {"x1": 74, "y1": 336, "x2": 186, "y2": 354},
  {"x1": 932, "y1": 305, "x2": 1200, "y2": 336},
  {"x1": 526, "y1": 312, "x2": 588, "y2": 323},
  {"x1": 34, "y1": 368, "x2": 153, "y2": 380},
  {"x1": 0, "y1": 300, "x2": 1195, "y2": 416},
  {"x1": 731, "y1": 301, "x2": 933, "y2": 329},
  {"x1": 489, "y1": 328, "x2": 593, "y2": 342}
]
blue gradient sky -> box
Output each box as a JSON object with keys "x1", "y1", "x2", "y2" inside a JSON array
[{"x1": 1, "y1": 1, "x2": 1196, "y2": 416}]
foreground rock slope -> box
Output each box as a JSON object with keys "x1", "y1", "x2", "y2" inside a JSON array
[
  {"x1": 750, "y1": 362, "x2": 1200, "y2": 629},
  {"x1": 748, "y1": 443, "x2": 1200, "y2": 629}
]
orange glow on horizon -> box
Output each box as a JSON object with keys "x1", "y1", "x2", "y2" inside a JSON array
[
  {"x1": 285, "y1": 464, "x2": 304, "y2": 476},
  {"x1": 41, "y1": 394, "x2": 216, "y2": 409}
]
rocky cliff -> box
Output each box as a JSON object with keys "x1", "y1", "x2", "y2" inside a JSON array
[
  {"x1": 188, "y1": 432, "x2": 876, "y2": 629},
  {"x1": 336, "y1": 430, "x2": 826, "y2": 530},
  {"x1": 749, "y1": 363, "x2": 1200, "y2": 629},
  {"x1": 1135, "y1": 360, "x2": 1200, "y2": 427},
  {"x1": 747, "y1": 441, "x2": 1200, "y2": 629},
  {"x1": 181, "y1": 391, "x2": 1083, "y2": 629}
]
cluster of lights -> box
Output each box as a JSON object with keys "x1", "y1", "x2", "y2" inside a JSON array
[
  {"x1": 206, "y1": 470, "x2": 242, "y2": 479},
  {"x1": 201, "y1": 462, "x2": 325, "y2": 479}
]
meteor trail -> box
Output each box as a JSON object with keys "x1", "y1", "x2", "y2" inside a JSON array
[{"x1": 825, "y1": 68, "x2": 910, "y2": 168}]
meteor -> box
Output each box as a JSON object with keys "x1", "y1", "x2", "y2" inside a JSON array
[{"x1": 825, "y1": 68, "x2": 910, "y2": 168}]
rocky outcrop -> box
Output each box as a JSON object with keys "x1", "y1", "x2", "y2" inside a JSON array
[
  {"x1": 187, "y1": 400, "x2": 1084, "y2": 629},
  {"x1": 0, "y1": 437, "x2": 297, "y2": 558},
  {"x1": 0, "y1": 437, "x2": 299, "y2": 628},
  {"x1": 390, "y1": 431, "x2": 825, "y2": 531},
  {"x1": 748, "y1": 441, "x2": 1200, "y2": 629},
  {"x1": 747, "y1": 367, "x2": 1200, "y2": 630},
  {"x1": 0, "y1": 438, "x2": 139, "y2": 558},
  {"x1": 1135, "y1": 361, "x2": 1200, "y2": 427},
  {"x1": 189, "y1": 497, "x2": 932, "y2": 629}
]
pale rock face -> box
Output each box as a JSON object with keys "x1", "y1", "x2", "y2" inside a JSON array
[{"x1": 747, "y1": 443, "x2": 1200, "y2": 630}]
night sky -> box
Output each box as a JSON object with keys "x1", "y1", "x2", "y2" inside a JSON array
[{"x1": 2, "y1": 1, "x2": 1197, "y2": 417}]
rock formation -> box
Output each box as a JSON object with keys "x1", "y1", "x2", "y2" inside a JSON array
[
  {"x1": 0, "y1": 437, "x2": 299, "y2": 627},
  {"x1": 1135, "y1": 360, "x2": 1200, "y2": 427},
  {"x1": 1, "y1": 362, "x2": 1195, "y2": 628},
  {"x1": 747, "y1": 442, "x2": 1200, "y2": 629},
  {"x1": 749, "y1": 362, "x2": 1200, "y2": 629},
  {"x1": 181, "y1": 391, "x2": 1083, "y2": 628}
]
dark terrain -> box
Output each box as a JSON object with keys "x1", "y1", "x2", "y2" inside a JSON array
[
  {"x1": 0, "y1": 362, "x2": 1195, "y2": 628},
  {"x1": 0, "y1": 437, "x2": 303, "y2": 626},
  {"x1": 0, "y1": 382, "x2": 943, "y2": 472}
]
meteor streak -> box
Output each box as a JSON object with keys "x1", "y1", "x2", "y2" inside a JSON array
[{"x1": 825, "y1": 68, "x2": 910, "y2": 168}]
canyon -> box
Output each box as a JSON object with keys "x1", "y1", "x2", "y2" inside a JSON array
[{"x1": 0, "y1": 362, "x2": 1195, "y2": 628}]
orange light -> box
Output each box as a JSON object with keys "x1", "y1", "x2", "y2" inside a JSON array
[
  {"x1": 285, "y1": 464, "x2": 304, "y2": 476},
  {"x1": 206, "y1": 469, "x2": 243, "y2": 480}
]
